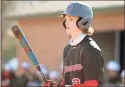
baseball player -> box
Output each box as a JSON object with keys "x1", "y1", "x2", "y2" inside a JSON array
[
  {"x1": 104, "y1": 60, "x2": 121, "y2": 86},
  {"x1": 45, "y1": 2, "x2": 104, "y2": 87}
]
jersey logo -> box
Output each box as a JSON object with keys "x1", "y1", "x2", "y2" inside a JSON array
[
  {"x1": 64, "y1": 64, "x2": 83, "y2": 73},
  {"x1": 72, "y1": 78, "x2": 81, "y2": 85},
  {"x1": 66, "y1": 3, "x2": 73, "y2": 13}
]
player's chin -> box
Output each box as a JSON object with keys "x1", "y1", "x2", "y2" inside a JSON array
[
  {"x1": 66, "y1": 32, "x2": 72, "y2": 37},
  {"x1": 65, "y1": 30, "x2": 72, "y2": 35}
]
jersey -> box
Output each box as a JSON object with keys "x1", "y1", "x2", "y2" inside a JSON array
[{"x1": 63, "y1": 35, "x2": 104, "y2": 86}]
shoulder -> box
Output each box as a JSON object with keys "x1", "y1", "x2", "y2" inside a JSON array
[
  {"x1": 82, "y1": 35, "x2": 102, "y2": 52},
  {"x1": 79, "y1": 35, "x2": 102, "y2": 53},
  {"x1": 83, "y1": 43, "x2": 103, "y2": 58},
  {"x1": 63, "y1": 44, "x2": 70, "y2": 52},
  {"x1": 81, "y1": 37, "x2": 104, "y2": 63}
]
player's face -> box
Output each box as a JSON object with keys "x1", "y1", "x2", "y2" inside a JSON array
[
  {"x1": 107, "y1": 70, "x2": 118, "y2": 79},
  {"x1": 64, "y1": 14, "x2": 80, "y2": 36}
]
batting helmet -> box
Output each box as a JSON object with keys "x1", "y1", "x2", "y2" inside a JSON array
[
  {"x1": 60, "y1": 2, "x2": 93, "y2": 30},
  {"x1": 106, "y1": 60, "x2": 121, "y2": 71},
  {"x1": 21, "y1": 61, "x2": 31, "y2": 70}
]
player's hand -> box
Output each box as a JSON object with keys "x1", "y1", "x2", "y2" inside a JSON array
[{"x1": 44, "y1": 80, "x2": 58, "y2": 87}]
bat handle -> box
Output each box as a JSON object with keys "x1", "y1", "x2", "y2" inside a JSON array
[
  {"x1": 39, "y1": 70, "x2": 48, "y2": 83},
  {"x1": 36, "y1": 65, "x2": 48, "y2": 83}
]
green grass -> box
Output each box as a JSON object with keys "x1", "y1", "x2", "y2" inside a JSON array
[{"x1": 2, "y1": 36, "x2": 17, "y2": 63}]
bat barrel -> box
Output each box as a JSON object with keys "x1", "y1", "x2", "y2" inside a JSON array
[{"x1": 11, "y1": 25, "x2": 48, "y2": 83}]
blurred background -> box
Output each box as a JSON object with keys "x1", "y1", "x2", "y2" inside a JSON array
[{"x1": 1, "y1": 1, "x2": 125, "y2": 87}]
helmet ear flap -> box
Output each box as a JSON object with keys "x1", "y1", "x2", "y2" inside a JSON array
[
  {"x1": 77, "y1": 18, "x2": 91, "y2": 30},
  {"x1": 63, "y1": 20, "x2": 66, "y2": 29}
]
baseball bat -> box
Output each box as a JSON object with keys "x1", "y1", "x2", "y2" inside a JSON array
[{"x1": 11, "y1": 25, "x2": 48, "y2": 83}]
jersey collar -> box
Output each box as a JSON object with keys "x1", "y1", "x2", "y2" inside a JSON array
[{"x1": 69, "y1": 34, "x2": 87, "y2": 46}]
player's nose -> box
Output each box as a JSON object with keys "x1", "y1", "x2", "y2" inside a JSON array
[{"x1": 65, "y1": 20, "x2": 69, "y2": 26}]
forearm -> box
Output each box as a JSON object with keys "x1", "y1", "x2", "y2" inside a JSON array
[{"x1": 57, "y1": 77, "x2": 65, "y2": 87}]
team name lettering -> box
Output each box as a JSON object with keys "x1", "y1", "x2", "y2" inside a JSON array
[{"x1": 64, "y1": 64, "x2": 83, "y2": 73}]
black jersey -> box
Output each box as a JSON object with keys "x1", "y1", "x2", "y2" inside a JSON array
[{"x1": 63, "y1": 35, "x2": 104, "y2": 86}]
